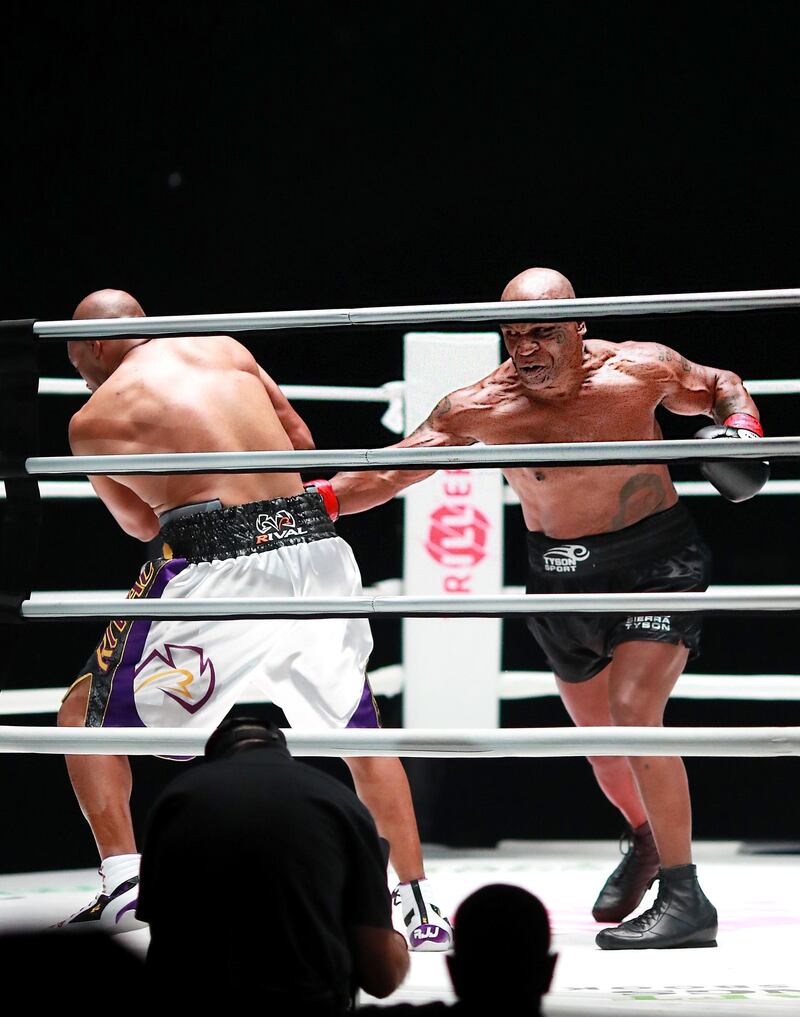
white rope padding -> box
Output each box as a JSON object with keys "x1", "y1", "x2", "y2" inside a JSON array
[
  {"x1": 6, "y1": 476, "x2": 800, "y2": 502},
  {"x1": 4, "y1": 670, "x2": 798, "y2": 717},
  {"x1": 503, "y1": 478, "x2": 800, "y2": 503},
  {"x1": 38, "y1": 377, "x2": 800, "y2": 398},
  {"x1": 499, "y1": 671, "x2": 800, "y2": 702},
  {"x1": 22, "y1": 436, "x2": 791, "y2": 477},
  {"x1": 38, "y1": 378, "x2": 403, "y2": 403},
  {"x1": 31, "y1": 288, "x2": 800, "y2": 338},
  {"x1": 2, "y1": 725, "x2": 799, "y2": 757},
  {"x1": 4, "y1": 476, "x2": 800, "y2": 502},
  {"x1": 18, "y1": 587, "x2": 800, "y2": 620}
]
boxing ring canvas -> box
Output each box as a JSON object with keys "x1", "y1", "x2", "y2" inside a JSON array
[{"x1": 2, "y1": 840, "x2": 798, "y2": 1015}]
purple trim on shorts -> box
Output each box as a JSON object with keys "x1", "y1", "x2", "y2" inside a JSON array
[
  {"x1": 346, "y1": 678, "x2": 380, "y2": 729},
  {"x1": 102, "y1": 559, "x2": 190, "y2": 728}
]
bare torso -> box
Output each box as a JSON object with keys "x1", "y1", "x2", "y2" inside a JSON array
[
  {"x1": 462, "y1": 341, "x2": 678, "y2": 537},
  {"x1": 76, "y1": 337, "x2": 304, "y2": 516}
]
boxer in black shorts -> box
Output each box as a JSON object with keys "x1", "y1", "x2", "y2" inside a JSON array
[
  {"x1": 526, "y1": 503, "x2": 712, "y2": 684},
  {"x1": 328, "y1": 267, "x2": 768, "y2": 950}
]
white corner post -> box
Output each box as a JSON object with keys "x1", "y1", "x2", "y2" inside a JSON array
[{"x1": 402, "y1": 333, "x2": 503, "y2": 728}]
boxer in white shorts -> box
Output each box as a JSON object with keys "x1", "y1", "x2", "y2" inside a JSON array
[
  {"x1": 56, "y1": 288, "x2": 451, "y2": 950},
  {"x1": 71, "y1": 493, "x2": 378, "y2": 735}
]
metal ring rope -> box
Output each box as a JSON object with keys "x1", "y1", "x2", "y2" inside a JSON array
[
  {"x1": 1, "y1": 726, "x2": 799, "y2": 758},
  {"x1": 2, "y1": 285, "x2": 799, "y2": 761},
  {"x1": 16, "y1": 588, "x2": 800, "y2": 621},
  {"x1": 29, "y1": 287, "x2": 800, "y2": 337},
  {"x1": 19, "y1": 436, "x2": 795, "y2": 479}
]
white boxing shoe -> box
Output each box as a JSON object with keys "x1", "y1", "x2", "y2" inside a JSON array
[
  {"x1": 393, "y1": 879, "x2": 452, "y2": 952},
  {"x1": 57, "y1": 876, "x2": 147, "y2": 934}
]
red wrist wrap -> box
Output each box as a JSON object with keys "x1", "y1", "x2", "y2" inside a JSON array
[
  {"x1": 723, "y1": 413, "x2": 763, "y2": 437},
  {"x1": 308, "y1": 479, "x2": 339, "y2": 521}
]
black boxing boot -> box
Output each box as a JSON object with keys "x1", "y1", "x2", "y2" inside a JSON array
[
  {"x1": 592, "y1": 821, "x2": 660, "y2": 922},
  {"x1": 595, "y1": 864, "x2": 718, "y2": 950}
]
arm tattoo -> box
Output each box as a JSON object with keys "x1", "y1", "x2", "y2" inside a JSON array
[
  {"x1": 406, "y1": 395, "x2": 453, "y2": 439},
  {"x1": 432, "y1": 395, "x2": 451, "y2": 417},
  {"x1": 656, "y1": 346, "x2": 692, "y2": 372}
]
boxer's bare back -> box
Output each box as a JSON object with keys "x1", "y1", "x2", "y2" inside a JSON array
[{"x1": 67, "y1": 291, "x2": 308, "y2": 540}]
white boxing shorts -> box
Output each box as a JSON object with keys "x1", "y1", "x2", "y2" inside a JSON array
[{"x1": 67, "y1": 492, "x2": 379, "y2": 737}]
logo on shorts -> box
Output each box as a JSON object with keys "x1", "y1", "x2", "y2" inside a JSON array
[
  {"x1": 133, "y1": 643, "x2": 216, "y2": 715},
  {"x1": 542, "y1": 544, "x2": 590, "y2": 572},
  {"x1": 425, "y1": 504, "x2": 490, "y2": 569},
  {"x1": 625, "y1": 615, "x2": 672, "y2": 632},
  {"x1": 255, "y1": 510, "x2": 307, "y2": 544}
]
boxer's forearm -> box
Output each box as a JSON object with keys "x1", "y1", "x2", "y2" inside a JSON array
[
  {"x1": 711, "y1": 371, "x2": 760, "y2": 425},
  {"x1": 332, "y1": 468, "x2": 433, "y2": 515}
]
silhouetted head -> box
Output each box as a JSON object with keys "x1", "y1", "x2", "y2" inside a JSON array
[
  {"x1": 204, "y1": 716, "x2": 288, "y2": 761},
  {"x1": 446, "y1": 884, "x2": 556, "y2": 1008},
  {"x1": 500, "y1": 267, "x2": 586, "y2": 390},
  {"x1": 67, "y1": 288, "x2": 148, "y2": 392}
]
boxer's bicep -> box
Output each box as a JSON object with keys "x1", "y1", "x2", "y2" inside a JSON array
[
  {"x1": 656, "y1": 347, "x2": 756, "y2": 421},
  {"x1": 258, "y1": 367, "x2": 315, "y2": 450},
  {"x1": 627, "y1": 343, "x2": 718, "y2": 417}
]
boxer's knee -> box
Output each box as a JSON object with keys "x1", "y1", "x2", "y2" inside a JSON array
[
  {"x1": 609, "y1": 692, "x2": 663, "y2": 728},
  {"x1": 58, "y1": 677, "x2": 90, "y2": 727}
]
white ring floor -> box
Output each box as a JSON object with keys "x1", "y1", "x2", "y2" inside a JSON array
[{"x1": 1, "y1": 840, "x2": 798, "y2": 1015}]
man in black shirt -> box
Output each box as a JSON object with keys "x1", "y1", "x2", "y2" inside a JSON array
[{"x1": 137, "y1": 718, "x2": 409, "y2": 1011}]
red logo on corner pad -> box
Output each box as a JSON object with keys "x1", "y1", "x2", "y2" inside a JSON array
[{"x1": 425, "y1": 504, "x2": 490, "y2": 568}]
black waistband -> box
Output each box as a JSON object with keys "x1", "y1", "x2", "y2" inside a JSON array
[
  {"x1": 160, "y1": 492, "x2": 335, "y2": 563},
  {"x1": 526, "y1": 503, "x2": 700, "y2": 575}
]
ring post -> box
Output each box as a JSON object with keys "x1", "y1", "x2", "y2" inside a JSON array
[{"x1": 402, "y1": 333, "x2": 503, "y2": 728}]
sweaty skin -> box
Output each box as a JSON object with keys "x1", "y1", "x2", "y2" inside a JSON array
[
  {"x1": 331, "y1": 267, "x2": 760, "y2": 877},
  {"x1": 61, "y1": 289, "x2": 426, "y2": 899},
  {"x1": 332, "y1": 268, "x2": 758, "y2": 535},
  {"x1": 67, "y1": 290, "x2": 313, "y2": 539}
]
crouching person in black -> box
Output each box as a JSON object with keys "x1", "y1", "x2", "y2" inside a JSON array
[{"x1": 137, "y1": 717, "x2": 409, "y2": 1011}]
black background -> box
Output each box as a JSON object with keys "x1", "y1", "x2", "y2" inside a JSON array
[{"x1": 2, "y1": 4, "x2": 798, "y2": 872}]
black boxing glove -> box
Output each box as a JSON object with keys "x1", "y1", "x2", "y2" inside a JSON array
[{"x1": 694, "y1": 413, "x2": 769, "y2": 502}]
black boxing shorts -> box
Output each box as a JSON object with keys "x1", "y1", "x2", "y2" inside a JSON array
[{"x1": 525, "y1": 502, "x2": 712, "y2": 684}]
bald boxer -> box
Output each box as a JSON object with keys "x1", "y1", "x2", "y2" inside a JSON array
[
  {"x1": 327, "y1": 267, "x2": 768, "y2": 950},
  {"x1": 57, "y1": 290, "x2": 451, "y2": 950}
]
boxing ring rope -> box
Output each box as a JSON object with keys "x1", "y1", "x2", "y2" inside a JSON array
[
  {"x1": 4, "y1": 670, "x2": 800, "y2": 717},
  {"x1": 35, "y1": 376, "x2": 800, "y2": 398},
  {"x1": 503, "y1": 479, "x2": 800, "y2": 503},
  {"x1": 38, "y1": 377, "x2": 405, "y2": 404},
  {"x1": 1, "y1": 725, "x2": 799, "y2": 757},
  {"x1": 7, "y1": 478, "x2": 800, "y2": 500},
  {"x1": 18, "y1": 436, "x2": 794, "y2": 478},
  {"x1": 6, "y1": 298, "x2": 799, "y2": 731},
  {"x1": 16, "y1": 587, "x2": 800, "y2": 621},
  {"x1": 29, "y1": 288, "x2": 800, "y2": 337}
]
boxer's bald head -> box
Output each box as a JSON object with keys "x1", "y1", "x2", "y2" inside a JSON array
[
  {"x1": 500, "y1": 268, "x2": 585, "y2": 391},
  {"x1": 72, "y1": 288, "x2": 146, "y2": 320},
  {"x1": 68, "y1": 289, "x2": 149, "y2": 393},
  {"x1": 501, "y1": 267, "x2": 576, "y2": 303}
]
